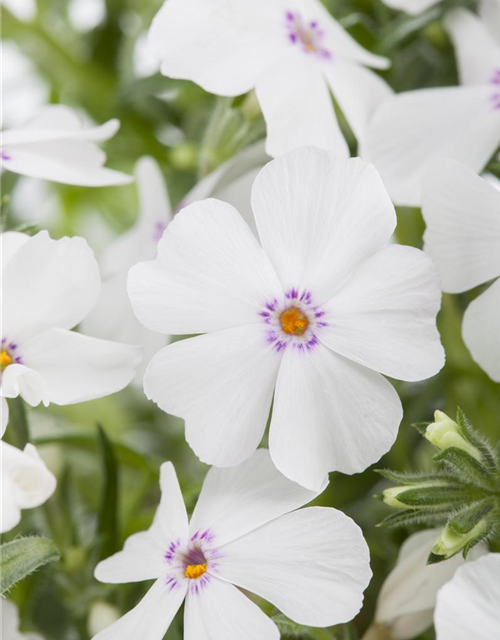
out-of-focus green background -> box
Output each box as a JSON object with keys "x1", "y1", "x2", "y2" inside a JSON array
[{"x1": 2, "y1": 0, "x2": 498, "y2": 638}]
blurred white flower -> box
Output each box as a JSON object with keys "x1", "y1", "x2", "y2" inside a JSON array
[
  {"x1": 2, "y1": 0, "x2": 36, "y2": 22},
  {"x1": 88, "y1": 601, "x2": 121, "y2": 637},
  {"x1": 373, "y1": 529, "x2": 487, "y2": 640},
  {"x1": 133, "y1": 32, "x2": 161, "y2": 78},
  {"x1": 434, "y1": 553, "x2": 500, "y2": 640},
  {"x1": 68, "y1": 0, "x2": 106, "y2": 32},
  {"x1": 93, "y1": 449, "x2": 371, "y2": 639},
  {"x1": 129, "y1": 146, "x2": 444, "y2": 490},
  {"x1": 381, "y1": 0, "x2": 439, "y2": 14},
  {"x1": 0, "y1": 231, "x2": 141, "y2": 436},
  {"x1": 365, "y1": 9, "x2": 500, "y2": 206},
  {"x1": 422, "y1": 159, "x2": 500, "y2": 381},
  {"x1": 1, "y1": 442, "x2": 56, "y2": 533},
  {"x1": 149, "y1": 0, "x2": 392, "y2": 158},
  {"x1": 1, "y1": 106, "x2": 133, "y2": 186}
]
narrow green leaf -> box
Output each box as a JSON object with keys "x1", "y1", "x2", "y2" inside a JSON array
[
  {"x1": 96, "y1": 425, "x2": 120, "y2": 560},
  {"x1": 412, "y1": 421, "x2": 430, "y2": 435},
  {"x1": 462, "y1": 529, "x2": 492, "y2": 559},
  {"x1": 7, "y1": 397, "x2": 30, "y2": 449},
  {"x1": 375, "y1": 469, "x2": 452, "y2": 485},
  {"x1": 456, "y1": 407, "x2": 498, "y2": 472},
  {"x1": 434, "y1": 448, "x2": 495, "y2": 490},
  {"x1": 0, "y1": 536, "x2": 60, "y2": 594},
  {"x1": 377, "y1": 508, "x2": 451, "y2": 529},
  {"x1": 393, "y1": 484, "x2": 476, "y2": 508},
  {"x1": 448, "y1": 500, "x2": 494, "y2": 535}
]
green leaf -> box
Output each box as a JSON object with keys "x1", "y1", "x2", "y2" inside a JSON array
[
  {"x1": 0, "y1": 536, "x2": 60, "y2": 594},
  {"x1": 433, "y1": 447, "x2": 495, "y2": 490},
  {"x1": 393, "y1": 484, "x2": 476, "y2": 508},
  {"x1": 456, "y1": 407, "x2": 499, "y2": 472},
  {"x1": 375, "y1": 469, "x2": 452, "y2": 485},
  {"x1": 7, "y1": 397, "x2": 30, "y2": 449},
  {"x1": 272, "y1": 614, "x2": 339, "y2": 639},
  {"x1": 377, "y1": 507, "x2": 451, "y2": 529},
  {"x1": 96, "y1": 425, "x2": 120, "y2": 560},
  {"x1": 411, "y1": 421, "x2": 430, "y2": 435},
  {"x1": 448, "y1": 500, "x2": 495, "y2": 535}
]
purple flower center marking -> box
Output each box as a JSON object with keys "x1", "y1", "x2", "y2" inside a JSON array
[
  {"x1": 1, "y1": 151, "x2": 11, "y2": 162},
  {"x1": 490, "y1": 68, "x2": 500, "y2": 110},
  {"x1": 260, "y1": 289, "x2": 328, "y2": 353},
  {"x1": 152, "y1": 219, "x2": 167, "y2": 243},
  {"x1": 285, "y1": 11, "x2": 331, "y2": 59},
  {"x1": 1, "y1": 338, "x2": 22, "y2": 373}
]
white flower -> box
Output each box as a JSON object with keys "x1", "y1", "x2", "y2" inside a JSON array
[
  {"x1": 148, "y1": 0, "x2": 392, "y2": 158},
  {"x1": 364, "y1": 9, "x2": 500, "y2": 206},
  {"x1": 1, "y1": 441, "x2": 56, "y2": 533},
  {"x1": 373, "y1": 529, "x2": 487, "y2": 640},
  {"x1": 128, "y1": 146, "x2": 444, "y2": 490},
  {"x1": 422, "y1": 159, "x2": 500, "y2": 381},
  {"x1": 93, "y1": 449, "x2": 371, "y2": 639},
  {"x1": 434, "y1": 553, "x2": 500, "y2": 640},
  {"x1": 1, "y1": 105, "x2": 133, "y2": 186},
  {"x1": 1, "y1": 231, "x2": 141, "y2": 436},
  {"x1": 380, "y1": 0, "x2": 439, "y2": 14},
  {"x1": 480, "y1": 0, "x2": 500, "y2": 44}
]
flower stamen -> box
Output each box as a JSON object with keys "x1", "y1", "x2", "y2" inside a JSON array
[
  {"x1": 0, "y1": 350, "x2": 12, "y2": 369},
  {"x1": 280, "y1": 307, "x2": 309, "y2": 335},
  {"x1": 185, "y1": 563, "x2": 207, "y2": 579}
]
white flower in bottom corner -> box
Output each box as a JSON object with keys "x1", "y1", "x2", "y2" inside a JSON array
[
  {"x1": 0, "y1": 105, "x2": 132, "y2": 186},
  {"x1": 128, "y1": 146, "x2": 444, "y2": 490},
  {"x1": 434, "y1": 553, "x2": 500, "y2": 640},
  {"x1": 422, "y1": 159, "x2": 500, "y2": 381},
  {"x1": 0, "y1": 230, "x2": 141, "y2": 436},
  {"x1": 93, "y1": 449, "x2": 371, "y2": 640},
  {"x1": 1, "y1": 441, "x2": 56, "y2": 533}
]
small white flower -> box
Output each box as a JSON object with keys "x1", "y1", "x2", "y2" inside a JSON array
[
  {"x1": 1, "y1": 441, "x2": 56, "y2": 533},
  {"x1": 129, "y1": 146, "x2": 444, "y2": 490},
  {"x1": 434, "y1": 553, "x2": 500, "y2": 640},
  {"x1": 1, "y1": 105, "x2": 133, "y2": 186},
  {"x1": 365, "y1": 9, "x2": 500, "y2": 206},
  {"x1": 1, "y1": 231, "x2": 141, "y2": 436},
  {"x1": 374, "y1": 529, "x2": 487, "y2": 640},
  {"x1": 93, "y1": 449, "x2": 371, "y2": 639},
  {"x1": 149, "y1": 0, "x2": 392, "y2": 158},
  {"x1": 422, "y1": 159, "x2": 500, "y2": 381}
]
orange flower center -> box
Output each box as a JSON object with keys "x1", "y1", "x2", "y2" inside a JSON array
[
  {"x1": 0, "y1": 350, "x2": 12, "y2": 370},
  {"x1": 185, "y1": 563, "x2": 207, "y2": 579},
  {"x1": 280, "y1": 307, "x2": 309, "y2": 335}
]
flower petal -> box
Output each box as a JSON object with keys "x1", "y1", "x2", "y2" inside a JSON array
[
  {"x1": 2, "y1": 231, "x2": 101, "y2": 344},
  {"x1": 1, "y1": 474, "x2": 21, "y2": 533},
  {"x1": 269, "y1": 343, "x2": 402, "y2": 489},
  {"x1": 91, "y1": 577, "x2": 187, "y2": 640},
  {"x1": 1, "y1": 364, "x2": 50, "y2": 407},
  {"x1": 215, "y1": 507, "x2": 371, "y2": 627},
  {"x1": 462, "y1": 280, "x2": 500, "y2": 382},
  {"x1": 21, "y1": 329, "x2": 141, "y2": 404},
  {"x1": 422, "y1": 159, "x2": 500, "y2": 293},
  {"x1": 364, "y1": 86, "x2": 500, "y2": 206},
  {"x1": 1, "y1": 231, "x2": 30, "y2": 268},
  {"x1": 434, "y1": 553, "x2": 500, "y2": 640},
  {"x1": 255, "y1": 54, "x2": 348, "y2": 158},
  {"x1": 184, "y1": 576, "x2": 279, "y2": 640},
  {"x1": 128, "y1": 199, "x2": 282, "y2": 335},
  {"x1": 380, "y1": 0, "x2": 439, "y2": 15},
  {"x1": 143, "y1": 325, "x2": 281, "y2": 467},
  {"x1": 251, "y1": 148, "x2": 396, "y2": 304},
  {"x1": 319, "y1": 245, "x2": 444, "y2": 381},
  {"x1": 445, "y1": 9, "x2": 500, "y2": 86},
  {"x1": 189, "y1": 449, "x2": 323, "y2": 547}
]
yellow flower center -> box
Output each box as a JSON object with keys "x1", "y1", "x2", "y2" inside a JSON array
[
  {"x1": 0, "y1": 350, "x2": 12, "y2": 369},
  {"x1": 185, "y1": 563, "x2": 207, "y2": 579},
  {"x1": 280, "y1": 307, "x2": 309, "y2": 335}
]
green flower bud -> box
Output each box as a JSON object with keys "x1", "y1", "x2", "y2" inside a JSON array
[
  {"x1": 381, "y1": 486, "x2": 408, "y2": 509},
  {"x1": 430, "y1": 519, "x2": 487, "y2": 561},
  {"x1": 425, "y1": 411, "x2": 481, "y2": 461}
]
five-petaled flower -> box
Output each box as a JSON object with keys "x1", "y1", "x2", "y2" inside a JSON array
[
  {"x1": 148, "y1": 0, "x2": 392, "y2": 158},
  {"x1": 129, "y1": 146, "x2": 445, "y2": 491},
  {"x1": 1, "y1": 231, "x2": 141, "y2": 435},
  {"x1": 93, "y1": 449, "x2": 371, "y2": 639}
]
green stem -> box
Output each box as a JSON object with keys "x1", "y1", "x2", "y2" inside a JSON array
[
  {"x1": 8, "y1": 397, "x2": 30, "y2": 448},
  {"x1": 198, "y1": 96, "x2": 233, "y2": 178}
]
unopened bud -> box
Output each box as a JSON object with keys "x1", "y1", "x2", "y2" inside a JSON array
[
  {"x1": 425, "y1": 411, "x2": 481, "y2": 460},
  {"x1": 429, "y1": 520, "x2": 487, "y2": 562}
]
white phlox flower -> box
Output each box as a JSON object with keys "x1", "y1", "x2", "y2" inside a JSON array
[
  {"x1": 128, "y1": 146, "x2": 445, "y2": 491},
  {"x1": 93, "y1": 449, "x2": 372, "y2": 639},
  {"x1": 0, "y1": 231, "x2": 141, "y2": 436},
  {"x1": 422, "y1": 159, "x2": 500, "y2": 381},
  {"x1": 373, "y1": 529, "x2": 487, "y2": 640},
  {"x1": 0, "y1": 105, "x2": 133, "y2": 186},
  {"x1": 364, "y1": 9, "x2": 500, "y2": 206},
  {"x1": 1, "y1": 441, "x2": 56, "y2": 533},
  {"x1": 148, "y1": 0, "x2": 392, "y2": 158},
  {"x1": 434, "y1": 553, "x2": 500, "y2": 640},
  {"x1": 380, "y1": 0, "x2": 440, "y2": 15}
]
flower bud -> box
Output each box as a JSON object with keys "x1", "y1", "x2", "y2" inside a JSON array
[
  {"x1": 430, "y1": 520, "x2": 488, "y2": 562},
  {"x1": 380, "y1": 486, "x2": 411, "y2": 509},
  {"x1": 425, "y1": 411, "x2": 481, "y2": 460}
]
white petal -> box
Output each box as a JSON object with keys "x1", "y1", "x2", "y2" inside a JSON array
[
  {"x1": 256, "y1": 54, "x2": 349, "y2": 158},
  {"x1": 215, "y1": 507, "x2": 372, "y2": 627},
  {"x1": 184, "y1": 576, "x2": 279, "y2": 640},
  {"x1": 270, "y1": 343, "x2": 402, "y2": 489},
  {"x1": 480, "y1": 0, "x2": 500, "y2": 45},
  {"x1": 96, "y1": 462, "x2": 188, "y2": 584},
  {"x1": 323, "y1": 59, "x2": 393, "y2": 145},
  {"x1": 21, "y1": 329, "x2": 141, "y2": 404},
  {"x1": 143, "y1": 325, "x2": 281, "y2": 467},
  {"x1": 365, "y1": 86, "x2": 500, "y2": 206},
  {"x1": 380, "y1": 0, "x2": 439, "y2": 14},
  {"x1": 462, "y1": 280, "x2": 500, "y2": 382},
  {"x1": 251, "y1": 148, "x2": 396, "y2": 303},
  {"x1": 445, "y1": 9, "x2": 500, "y2": 86},
  {"x1": 320, "y1": 245, "x2": 444, "y2": 381},
  {"x1": 1, "y1": 364, "x2": 50, "y2": 407},
  {"x1": 1, "y1": 473, "x2": 21, "y2": 533},
  {"x1": 128, "y1": 199, "x2": 282, "y2": 335},
  {"x1": 422, "y1": 159, "x2": 500, "y2": 293},
  {"x1": 149, "y1": 0, "x2": 283, "y2": 96},
  {"x1": 190, "y1": 449, "x2": 323, "y2": 548},
  {"x1": 91, "y1": 577, "x2": 187, "y2": 640},
  {"x1": 2, "y1": 231, "x2": 101, "y2": 344},
  {"x1": 1, "y1": 231, "x2": 30, "y2": 268},
  {"x1": 434, "y1": 553, "x2": 500, "y2": 640},
  {"x1": 1, "y1": 397, "x2": 9, "y2": 437}
]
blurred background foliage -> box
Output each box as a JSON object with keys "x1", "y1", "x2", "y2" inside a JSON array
[{"x1": 1, "y1": 0, "x2": 498, "y2": 638}]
